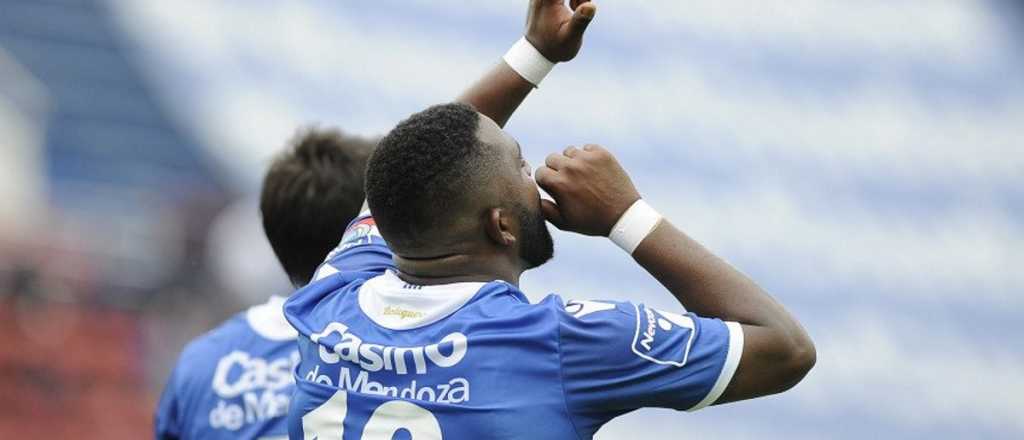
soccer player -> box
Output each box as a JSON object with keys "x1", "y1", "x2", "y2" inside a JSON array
[
  {"x1": 154, "y1": 0, "x2": 598, "y2": 438},
  {"x1": 154, "y1": 130, "x2": 374, "y2": 440},
  {"x1": 285, "y1": 21, "x2": 814, "y2": 440}
]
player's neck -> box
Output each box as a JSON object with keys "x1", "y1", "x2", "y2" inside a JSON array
[{"x1": 393, "y1": 252, "x2": 521, "y2": 287}]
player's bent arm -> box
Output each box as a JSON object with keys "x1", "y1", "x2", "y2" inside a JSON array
[
  {"x1": 536, "y1": 144, "x2": 814, "y2": 404},
  {"x1": 631, "y1": 221, "x2": 816, "y2": 403}
]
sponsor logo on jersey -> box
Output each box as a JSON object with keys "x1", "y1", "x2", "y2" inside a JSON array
[
  {"x1": 631, "y1": 304, "x2": 696, "y2": 367},
  {"x1": 383, "y1": 306, "x2": 425, "y2": 320},
  {"x1": 208, "y1": 350, "x2": 298, "y2": 431},
  {"x1": 310, "y1": 322, "x2": 468, "y2": 375},
  {"x1": 304, "y1": 365, "x2": 471, "y2": 404}
]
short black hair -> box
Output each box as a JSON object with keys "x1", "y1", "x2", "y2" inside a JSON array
[
  {"x1": 366, "y1": 102, "x2": 498, "y2": 249},
  {"x1": 261, "y1": 127, "x2": 374, "y2": 286}
]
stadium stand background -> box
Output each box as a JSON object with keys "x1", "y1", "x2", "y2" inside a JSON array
[
  {"x1": 0, "y1": 0, "x2": 229, "y2": 437},
  {"x1": 1, "y1": 1, "x2": 1022, "y2": 438}
]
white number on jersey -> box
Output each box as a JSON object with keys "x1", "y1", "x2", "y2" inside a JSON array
[{"x1": 302, "y1": 391, "x2": 442, "y2": 440}]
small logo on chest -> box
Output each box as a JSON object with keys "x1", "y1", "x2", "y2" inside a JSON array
[{"x1": 383, "y1": 306, "x2": 425, "y2": 320}]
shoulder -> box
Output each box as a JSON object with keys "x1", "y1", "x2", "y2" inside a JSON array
[
  {"x1": 284, "y1": 273, "x2": 368, "y2": 337},
  {"x1": 172, "y1": 314, "x2": 252, "y2": 386},
  {"x1": 488, "y1": 295, "x2": 637, "y2": 346},
  {"x1": 186, "y1": 313, "x2": 252, "y2": 352},
  {"x1": 536, "y1": 295, "x2": 636, "y2": 323},
  {"x1": 547, "y1": 297, "x2": 708, "y2": 366}
]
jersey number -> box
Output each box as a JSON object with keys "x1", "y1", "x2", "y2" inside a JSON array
[{"x1": 302, "y1": 390, "x2": 442, "y2": 439}]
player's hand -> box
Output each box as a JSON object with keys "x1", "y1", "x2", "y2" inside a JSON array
[
  {"x1": 535, "y1": 145, "x2": 641, "y2": 236},
  {"x1": 525, "y1": 0, "x2": 597, "y2": 62}
]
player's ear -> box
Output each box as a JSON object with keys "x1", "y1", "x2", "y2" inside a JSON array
[{"x1": 484, "y1": 207, "x2": 517, "y2": 248}]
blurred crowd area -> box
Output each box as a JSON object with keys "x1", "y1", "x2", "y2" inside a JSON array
[
  {"x1": 0, "y1": 1, "x2": 261, "y2": 436},
  {"x1": 2, "y1": 0, "x2": 1023, "y2": 439},
  {"x1": 0, "y1": 196, "x2": 240, "y2": 437}
]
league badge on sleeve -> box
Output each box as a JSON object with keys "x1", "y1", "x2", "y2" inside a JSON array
[{"x1": 631, "y1": 304, "x2": 696, "y2": 367}]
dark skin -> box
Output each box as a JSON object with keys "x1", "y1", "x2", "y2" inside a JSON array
[
  {"x1": 359, "y1": 0, "x2": 594, "y2": 213},
  {"x1": 399, "y1": 0, "x2": 814, "y2": 405},
  {"x1": 458, "y1": 0, "x2": 596, "y2": 128},
  {"x1": 395, "y1": 115, "x2": 538, "y2": 286},
  {"x1": 537, "y1": 145, "x2": 816, "y2": 402},
  {"x1": 400, "y1": 115, "x2": 816, "y2": 404}
]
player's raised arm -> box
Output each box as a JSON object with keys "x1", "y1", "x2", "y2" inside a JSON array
[
  {"x1": 536, "y1": 144, "x2": 816, "y2": 404},
  {"x1": 457, "y1": 0, "x2": 596, "y2": 127},
  {"x1": 353, "y1": 1, "x2": 595, "y2": 215}
]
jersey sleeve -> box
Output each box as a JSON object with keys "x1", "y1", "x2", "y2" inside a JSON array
[
  {"x1": 557, "y1": 299, "x2": 743, "y2": 424},
  {"x1": 154, "y1": 362, "x2": 184, "y2": 440},
  {"x1": 310, "y1": 211, "x2": 395, "y2": 282}
]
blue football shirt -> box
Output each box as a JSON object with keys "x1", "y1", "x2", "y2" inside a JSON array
[
  {"x1": 155, "y1": 296, "x2": 299, "y2": 440},
  {"x1": 284, "y1": 213, "x2": 743, "y2": 439}
]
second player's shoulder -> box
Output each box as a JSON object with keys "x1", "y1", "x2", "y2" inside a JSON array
[
  {"x1": 168, "y1": 313, "x2": 251, "y2": 389},
  {"x1": 179, "y1": 312, "x2": 251, "y2": 359}
]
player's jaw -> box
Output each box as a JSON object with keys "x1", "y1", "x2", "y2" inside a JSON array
[
  {"x1": 477, "y1": 111, "x2": 554, "y2": 271},
  {"x1": 509, "y1": 147, "x2": 554, "y2": 270},
  {"x1": 515, "y1": 195, "x2": 554, "y2": 269}
]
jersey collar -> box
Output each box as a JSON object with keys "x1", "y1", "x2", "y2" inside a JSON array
[
  {"x1": 246, "y1": 295, "x2": 299, "y2": 341},
  {"x1": 358, "y1": 270, "x2": 497, "y2": 330}
]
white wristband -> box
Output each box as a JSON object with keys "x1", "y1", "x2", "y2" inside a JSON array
[
  {"x1": 502, "y1": 37, "x2": 555, "y2": 87},
  {"x1": 609, "y1": 199, "x2": 663, "y2": 254}
]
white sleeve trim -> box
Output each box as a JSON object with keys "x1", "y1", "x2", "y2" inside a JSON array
[{"x1": 687, "y1": 321, "x2": 744, "y2": 411}]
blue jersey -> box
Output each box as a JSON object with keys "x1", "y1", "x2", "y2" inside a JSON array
[
  {"x1": 284, "y1": 213, "x2": 744, "y2": 439},
  {"x1": 156, "y1": 296, "x2": 299, "y2": 440}
]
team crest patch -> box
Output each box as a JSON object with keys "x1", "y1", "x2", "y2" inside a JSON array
[
  {"x1": 323, "y1": 216, "x2": 385, "y2": 260},
  {"x1": 329, "y1": 216, "x2": 383, "y2": 253},
  {"x1": 631, "y1": 304, "x2": 695, "y2": 367},
  {"x1": 342, "y1": 217, "x2": 381, "y2": 244}
]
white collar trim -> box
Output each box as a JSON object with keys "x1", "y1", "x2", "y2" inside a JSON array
[
  {"x1": 246, "y1": 295, "x2": 298, "y2": 341},
  {"x1": 358, "y1": 271, "x2": 487, "y2": 330}
]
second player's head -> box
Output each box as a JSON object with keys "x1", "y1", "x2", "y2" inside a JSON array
[
  {"x1": 366, "y1": 102, "x2": 553, "y2": 274},
  {"x1": 261, "y1": 128, "x2": 375, "y2": 287}
]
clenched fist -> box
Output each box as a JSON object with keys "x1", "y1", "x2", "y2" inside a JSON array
[{"x1": 535, "y1": 145, "x2": 641, "y2": 236}]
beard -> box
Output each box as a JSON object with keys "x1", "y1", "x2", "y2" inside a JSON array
[{"x1": 516, "y1": 201, "x2": 554, "y2": 269}]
